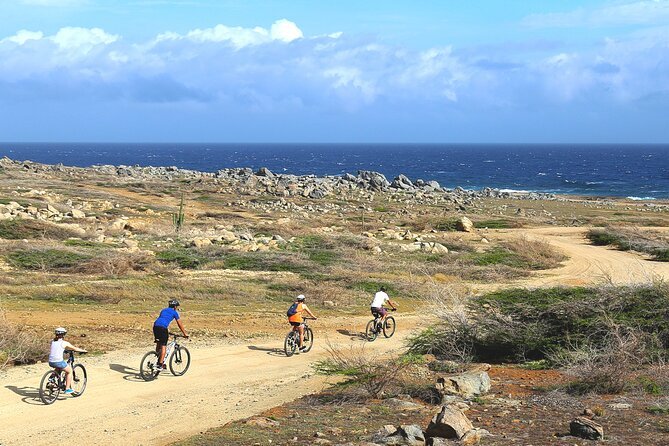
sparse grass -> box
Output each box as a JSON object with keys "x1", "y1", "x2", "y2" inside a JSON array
[
  {"x1": 0, "y1": 309, "x2": 46, "y2": 368},
  {"x1": 474, "y1": 219, "x2": 518, "y2": 229},
  {"x1": 156, "y1": 247, "x2": 207, "y2": 269}
]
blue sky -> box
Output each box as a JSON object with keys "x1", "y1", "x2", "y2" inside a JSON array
[{"x1": 0, "y1": 0, "x2": 667, "y2": 142}]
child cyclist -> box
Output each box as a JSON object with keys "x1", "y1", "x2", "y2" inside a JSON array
[
  {"x1": 153, "y1": 299, "x2": 189, "y2": 370},
  {"x1": 48, "y1": 327, "x2": 87, "y2": 395},
  {"x1": 287, "y1": 294, "x2": 317, "y2": 353}
]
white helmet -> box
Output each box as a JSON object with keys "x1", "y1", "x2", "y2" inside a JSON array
[
  {"x1": 296, "y1": 294, "x2": 306, "y2": 301},
  {"x1": 55, "y1": 327, "x2": 67, "y2": 336}
]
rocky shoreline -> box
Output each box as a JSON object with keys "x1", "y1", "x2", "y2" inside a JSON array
[{"x1": 1, "y1": 156, "x2": 556, "y2": 205}]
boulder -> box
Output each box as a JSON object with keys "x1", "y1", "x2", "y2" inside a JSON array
[
  {"x1": 109, "y1": 218, "x2": 127, "y2": 231},
  {"x1": 455, "y1": 217, "x2": 475, "y2": 233},
  {"x1": 256, "y1": 167, "x2": 274, "y2": 178},
  {"x1": 425, "y1": 405, "x2": 473, "y2": 440},
  {"x1": 358, "y1": 170, "x2": 390, "y2": 191},
  {"x1": 436, "y1": 372, "x2": 491, "y2": 399},
  {"x1": 459, "y1": 428, "x2": 491, "y2": 445},
  {"x1": 309, "y1": 189, "x2": 327, "y2": 199},
  {"x1": 373, "y1": 424, "x2": 425, "y2": 445},
  {"x1": 70, "y1": 209, "x2": 86, "y2": 219},
  {"x1": 570, "y1": 416, "x2": 604, "y2": 440},
  {"x1": 391, "y1": 174, "x2": 414, "y2": 190},
  {"x1": 219, "y1": 229, "x2": 237, "y2": 242},
  {"x1": 189, "y1": 237, "x2": 212, "y2": 248}
]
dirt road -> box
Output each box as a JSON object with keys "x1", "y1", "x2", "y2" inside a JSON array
[
  {"x1": 0, "y1": 317, "x2": 416, "y2": 446},
  {"x1": 2, "y1": 226, "x2": 668, "y2": 445},
  {"x1": 504, "y1": 226, "x2": 669, "y2": 287}
]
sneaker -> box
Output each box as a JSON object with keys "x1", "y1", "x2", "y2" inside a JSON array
[
  {"x1": 64, "y1": 389, "x2": 74, "y2": 395},
  {"x1": 299, "y1": 346, "x2": 307, "y2": 352}
]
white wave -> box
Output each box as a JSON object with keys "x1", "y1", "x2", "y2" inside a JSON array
[{"x1": 627, "y1": 196, "x2": 657, "y2": 201}]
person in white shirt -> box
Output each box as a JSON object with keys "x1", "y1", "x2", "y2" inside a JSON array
[
  {"x1": 370, "y1": 286, "x2": 397, "y2": 324},
  {"x1": 48, "y1": 327, "x2": 87, "y2": 395}
]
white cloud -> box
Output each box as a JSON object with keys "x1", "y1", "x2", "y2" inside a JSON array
[
  {"x1": 50, "y1": 27, "x2": 119, "y2": 53},
  {"x1": 523, "y1": 0, "x2": 669, "y2": 28},
  {"x1": 1, "y1": 30, "x2": 43, "y2": 45},
  {"x1": 155, "y1": 19, "x2": 302, "y2": 48}
]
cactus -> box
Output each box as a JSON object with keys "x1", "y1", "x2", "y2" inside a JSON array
[{"x1": 172, "y1": 193, "x2": 185, "y2": 233}]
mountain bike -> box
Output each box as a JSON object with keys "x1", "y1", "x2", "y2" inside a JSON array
[
  {"x1": 365, "y1": 308, "x2": 396, "y2": 342},
  {"x1": 284, "y1": 317, "x2": 315, "y2": 357},
  {"x1": 39, "y1": 351, "x2": 87, "y2": 405},
  {"x1": 140, "y1": 333, "x2": 191, "y2": 381}
]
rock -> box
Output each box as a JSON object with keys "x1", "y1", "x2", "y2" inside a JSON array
[
  {"x1": 428, "y1": 438, "x2": 449, "y2": 446},
  {"x1": 458, "y1": 428, "x2": 491, "y2": 445},
  {"x1": 570, "y1": 416, "x2": 604, "y2": 440},
  {"x1": 436, "y1": 372, "x2": 491, "y2": 399},
  {"x1": 219, "y1": 229, "x2": 237, "y2": 242},
  {"x1": 109, "y1": 218, "x2": 127, "y2": 231},
  {"x1": 189, "y1": 237, "x2": 212, "y2": 248},
  {"x1": 358, "y1": 170, "x2": 390, "y2": 191},
  {"x1": 122, "y1": 239, "x2": 139, "y2": 249},
  {"x1": 399, "y1": 425, "x2": 425, "y2": 445},
  {"x1": 425, "y1": 405, "x2": 473, "y2": 440},
  {"x1": 455, "y1": 217, "x2": 475, "y2": 233},
  {"x1": 272, "y1": 234, "x2": 287, "y2": 243},
  {"x1": 256, "y1": 167, "x2": 275, "y2": 178},
  {"x1": 245, "y1": 417, "x2": 280, "y2": 428},
  {"x1": 391, "y1": 174, "x2": 414, "y2": 190},
  {"x1": 480, "y1": 238, "x2": 489, "y2": 244},
  {"x1": 309, "y1": 189, "x2": 326, "y2": 199},
  {"x1": 70, "y1": 209, "x2": 86, "y2": 219},
  {"x1": 608, "y1": 403, "x2": 632, "y2": 410},
  {"x1": 323, "y1": 300, "x2": 336, "y2": 307}
]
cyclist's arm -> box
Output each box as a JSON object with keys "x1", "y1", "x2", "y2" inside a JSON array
[
  {"x1": 176, "y1": 319, "x2": 189, "y2": 337},
  {"x1": 303, "y1": 304, "x2": 317, "y2": 319},
  {"x1": 387, "y1": 299, "x2": 398, "y2": 310},
  {"x1": 62, "y1": 341, "x2": 87, "y2": 353}
]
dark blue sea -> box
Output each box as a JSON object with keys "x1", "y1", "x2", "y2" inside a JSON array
[{"x1": 1, "y1": 143, "x2": 668, "y2": 199}]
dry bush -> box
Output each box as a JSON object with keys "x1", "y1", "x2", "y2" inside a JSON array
[
  {"x1": 588, "y1": 226, "x2": 669, "y2": 261},
  {"x1": 502, "y1": 236, "x2": 567, "y2": 269},
  {"x1": 314, "y1": 345, "x2": 409, "y2": 398},
  {"x1": 0, "y1": 309, "x2": 46, "y2": 368},
  {"x1": 76, "y1": 251, "x2": 153, "y2": 276},
  {"x1": 548, "y1": 322, "x2": 653, "y2": 394}
]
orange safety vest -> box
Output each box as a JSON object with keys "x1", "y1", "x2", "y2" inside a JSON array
[{"x1": 288, "y1": 302, "x2": 304, "y2": 323}]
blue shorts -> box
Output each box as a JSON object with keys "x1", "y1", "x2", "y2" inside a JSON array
[{"x1": 49, "y1": 361, "x2": 68, "y2": 369}]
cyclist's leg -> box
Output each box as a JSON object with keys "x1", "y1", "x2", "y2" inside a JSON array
[
  {"x1": 153, "y1": 325, "x2": 169, "y2": 366},
  {"x1": 63, "y1": 364, "x2": 73, "y2": 389},
  {"x1": 298, "y1": 324, "x2": 304, "y2": 348}
]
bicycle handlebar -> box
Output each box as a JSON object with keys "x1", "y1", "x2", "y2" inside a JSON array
[
  {"x1": 169, "y1": 333, "x2": 189, "y2": 338},
  {"x1": 303, "y1": 317, "x2": 317, "y2": 320}
]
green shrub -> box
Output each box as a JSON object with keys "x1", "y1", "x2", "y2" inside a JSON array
[
  {"x1": 6, "y1": 249, "x2": 90, "y2": 271},
  {"x1": 221, "y1": 253, "x2": 308, "y2": 273},
  {"x1": 470, "y1": 248, "x2": 525, "y2": 268},
  {"x1": 0, "y1": 220, "x2": 80, "y2": 240},
  {"x1": 156, "y1": 248, "x2": 206, "y2": 269},
  {"x1": 587, "y1": 227, "x2": 669, "y2": 261},
  {"x1": 435, "y1": 220, "x2": 459, "y2": 231},
  {"x1": 63, "y1": 239, "x2": 109, "y2": 249},
  {"x1": 473, "y1": 219, "x2": 516, "y2": 229}
]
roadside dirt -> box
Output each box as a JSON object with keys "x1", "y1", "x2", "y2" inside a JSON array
[{"x1": 0, "y1": 315, "x2": 421, "y2": 446}]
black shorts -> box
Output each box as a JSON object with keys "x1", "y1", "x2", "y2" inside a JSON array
[
  {"x1": 290, "y1": 321, "x2": 302, "y2": 327},
  {"x1": 153, "y1": 325, "x2": 169, "y2": 346}
]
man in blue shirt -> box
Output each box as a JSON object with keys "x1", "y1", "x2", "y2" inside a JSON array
[{"x1": 153, "y1": 299, "x2": 189, "y2": 369}]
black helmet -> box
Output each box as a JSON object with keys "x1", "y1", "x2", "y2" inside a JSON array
[
  {"x1": 379, "y1": 286, "x2": 387, "y2": 292},
  {"x1": 168, "y1": 299, "x2": 180, "y2": 308}
]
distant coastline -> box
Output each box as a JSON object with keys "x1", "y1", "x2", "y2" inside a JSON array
[{"x1": 1, "y1": 143, "x2": 668, "y2": 199}]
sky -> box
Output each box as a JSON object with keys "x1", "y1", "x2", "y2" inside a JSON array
[{"x1": 0, "y1": 0, "x2": 667, "y2": 143}]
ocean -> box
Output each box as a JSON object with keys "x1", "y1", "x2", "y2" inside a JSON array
[{"x1": 1, "y1": 143, "x2": 668, "y2": 199}]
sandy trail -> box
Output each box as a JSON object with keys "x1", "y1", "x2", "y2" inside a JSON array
[
  {"x1": 2, "y1": 226, "x2": 669, "y2": 445},
  {"x1": 0, "y1": 316, "x2": 417, "y2": 446},
  {"x1": 503, "y1": 226, "x2": 669, "y2": 287}
]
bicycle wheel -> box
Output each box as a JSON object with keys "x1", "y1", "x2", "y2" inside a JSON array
[
  {"x1": 39, "y1": 370, "x2": 61, "y2": 405},
  {"x1": 284, "y1": 331, "x2": 297, "y2": 357},
  {"x1": 383, "y1": 316, "x2": 396, "y2": 338},
  {"x1": 71, "y1": 364, "x2": 87, "y2": 396},
  {"x1": 302, "y1": 327, "x2": 314, "y2": 353},
  {"x1": 365, "y1": 320, "x2": 378, "y2": 342},
  {"x1": 139, "y1": 351, "x2": 161, "y2": 381},
  {"x1": 169, "y1": 346, "x2": 191, "y2": 376}
]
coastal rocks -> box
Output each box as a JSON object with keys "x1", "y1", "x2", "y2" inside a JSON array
[
  {"x1": 436, "y1": 372, "x2": 491, "y2": 400},
  {"x1": 456, "y1": 217, "x2": 475, "y2": 233},
  {"x1": 391, "y1": 174, "x2": 414, "y2": 190},
  {"x1": 256, "y1": 167, "x2": 275, "y2": 178},
  {"x1": 570, "y1": 416, "x2": 604, "y2": 440},
  {"x1": 358, "y1": 170, "x2": 390, "y2": 191}
]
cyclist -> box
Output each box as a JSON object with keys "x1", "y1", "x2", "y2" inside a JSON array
[
  {"x1": 370, "y1": 286, "x2": 397, "y2": 327},
  {"x1": 48, "y1": 327, "x2": 87, "y2": 395},
  {"x1": 153, "y1": 299, "x2": 189, "y2": 370},
  {"x1": 287, "y1": 294, "x2": 317, "y2": 353}
]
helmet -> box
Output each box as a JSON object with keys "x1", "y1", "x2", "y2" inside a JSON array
[
  {"x1": 379, "y1": 286, "x2": 387, "y2": 292},
  {"x1": 55, "y1": 327, "x2": 67, "y2": 336},
  {"x1": 168, "y1": 299, "x2": 180, "y2": 308},
  {"x1": 296, "y1": 294, "x2": 306, "y2": 301}
]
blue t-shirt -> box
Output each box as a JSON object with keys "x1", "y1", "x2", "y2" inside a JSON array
[{"x1": 154, "y1": 307, "x2": 180, "y2": 328}]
